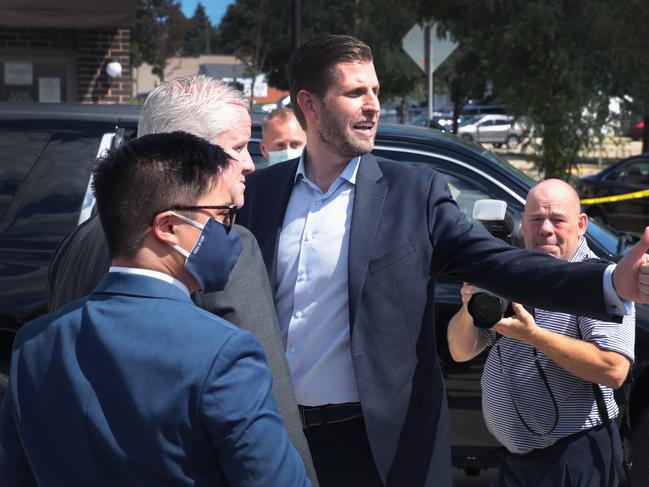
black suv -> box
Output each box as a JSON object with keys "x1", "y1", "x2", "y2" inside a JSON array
[{"x1": 1, "y1": 103, "x2": 648, "y2": 483}]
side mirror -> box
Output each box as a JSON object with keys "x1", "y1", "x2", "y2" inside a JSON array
[
  {"x1": 473, "y1": 199, "x2": 507, "y2": 221},
  {"x1": 472, "y1": 199, "x2": 515, "y2": 243}
]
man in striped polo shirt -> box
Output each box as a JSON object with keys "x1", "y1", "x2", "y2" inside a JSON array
[{"x1": 448, "y1": 179, "x2": 635, "y2": 487}]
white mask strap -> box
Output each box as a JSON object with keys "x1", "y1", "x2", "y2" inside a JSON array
[{"x1": 169, "y1": 211, "x2": 205, "y2": 230}]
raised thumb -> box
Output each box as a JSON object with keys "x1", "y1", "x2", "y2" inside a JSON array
[{"x1": 625, "y1": 226, "x2": 649, "y2": 261}]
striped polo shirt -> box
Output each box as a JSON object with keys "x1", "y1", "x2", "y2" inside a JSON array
[{"x1": 479, "y1": 238, "x2": 635, "y2": 454}]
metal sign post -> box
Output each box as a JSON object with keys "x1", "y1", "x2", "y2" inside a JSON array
[
  {"x1": 402, "y1": 22, "x2": 458, "y2": 126},
  {"x1": 424, "y1": 23, "x2": 433, "y2": 125}
]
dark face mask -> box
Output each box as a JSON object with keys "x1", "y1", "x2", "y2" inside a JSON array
[{"x1": 170, "y1": 212, "x2": 243, "y2": 294}]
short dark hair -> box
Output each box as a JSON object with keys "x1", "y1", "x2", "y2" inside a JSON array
[
  {"x1": 288, "y1": 34, "x2": 373, "y2": 128},
  {"x1": 91, "y1": 131, "x2": 230, "y2": 258}
]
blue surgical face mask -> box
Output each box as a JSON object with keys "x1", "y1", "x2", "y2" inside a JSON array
[
  {"x1": 267, "y1": 147, "x2": 304, "y2": 165},
  {"x1": 169, "y1": 212, "x2": 243, "y2": 294}
]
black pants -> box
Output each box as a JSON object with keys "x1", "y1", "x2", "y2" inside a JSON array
[
  {"x1": 304, "y1": 416, "x2": 383, "y2": 487},
  {"x1": 493, "y1": 421, "x2": 623, "y2": 487}
]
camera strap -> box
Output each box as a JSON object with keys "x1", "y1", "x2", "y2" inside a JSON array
[{"x1": 495, "y1": 324, "x2": 560, "y2": 438}]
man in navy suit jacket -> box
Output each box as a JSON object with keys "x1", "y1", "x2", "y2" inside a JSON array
[
  {"x1": 0, "y1": 132, "x2": 309, "y2": 486},
  {"x1": 237, "y1": 35, "x2": 649, "y2": 486}
]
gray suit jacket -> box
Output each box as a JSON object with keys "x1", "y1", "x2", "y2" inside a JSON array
[{"x1": 47, "y1": 215, "x2": 318, "y2": 485}]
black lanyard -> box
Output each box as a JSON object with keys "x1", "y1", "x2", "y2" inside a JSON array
[{"x1": 494, "y1": 311, "x2": 560, "y2": 438}]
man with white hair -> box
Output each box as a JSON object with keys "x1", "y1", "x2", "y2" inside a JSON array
[{"x1": 47, "y1": 75, "x2": 317, "y2": 484}]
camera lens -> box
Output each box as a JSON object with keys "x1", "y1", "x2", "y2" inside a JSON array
[{"x1": 468, "y1": 292, "x2": 508, "y2": 329}]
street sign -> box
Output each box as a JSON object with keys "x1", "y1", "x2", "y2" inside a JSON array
[
  {"x1": 402, "y1": 22, "x2": 459, "y2": 124},
  {"x1": 402, "y1": 22, "x2": 458, "y2": 73}
]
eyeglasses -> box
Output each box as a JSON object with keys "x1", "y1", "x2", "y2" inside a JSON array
[{"x1": 160, "y1": 204, "x2": 237, "y2": 232}]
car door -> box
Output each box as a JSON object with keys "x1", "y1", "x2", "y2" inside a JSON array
[
  {"x1": 602, "y1": 158, "x2": 649, "y2": 235},
  {"x1": 617, "y1": 159, "x2": 649, "y2": 234},
  {"x1": 475, "y1": 118, "x2": 496, "y2": 143},
  {"x1": 489, "y1": 118, "x2": 512, "y2": 144}
]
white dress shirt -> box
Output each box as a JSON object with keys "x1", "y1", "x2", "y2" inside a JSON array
[{"x1": 275, "y1": 156, "x2": 360, "y2": 406}]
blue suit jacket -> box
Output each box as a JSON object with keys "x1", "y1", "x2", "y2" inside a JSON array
[
  {"x1": 237, "y1": 153, "x2": 610, "y2": 486},
  {"x1": 0, "y1": 272, "x2": 309, "y2": 487}
]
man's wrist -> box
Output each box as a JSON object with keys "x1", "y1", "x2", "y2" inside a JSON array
[{"x1": 603, "y1": 264, "x2": 631, "y2": 316}]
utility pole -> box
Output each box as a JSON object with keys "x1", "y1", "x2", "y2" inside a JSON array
[
  {"x1": 205, "y1": 17, "x2": 210, "y2": 54},
  {"x1": 292, "y1": 0, "x2": 301, "y2": 52},
  {"x1": 424, "y1": 22, "x2": 433, "y2": 125}
]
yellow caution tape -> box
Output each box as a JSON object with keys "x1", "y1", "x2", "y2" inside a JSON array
[{"x1": 580, "y1": 188, "x2": 649, "y2": 205}]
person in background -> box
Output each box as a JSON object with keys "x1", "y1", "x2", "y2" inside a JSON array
[
  {"x1": 260, "y1": 107, "x2": 307, "y2": 165},
  {"x1": 448, "y1": 179, "x2": 634, "y2": 487},
  {"x1": 0, "y1": 132, "x2": 309, "y2": 486}
]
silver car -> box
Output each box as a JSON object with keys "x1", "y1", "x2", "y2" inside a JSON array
[{"x1": 457, "y1": 114, "x2": 524, "y2": 149}]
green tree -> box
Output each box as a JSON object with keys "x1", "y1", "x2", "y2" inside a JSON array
[
  {"x1": 216, "y1": 0, "x2": 424, "y2": 103},
  {"x1": 419, "y1": 0, "x2": 620, "y2": 179},
  {"x1": 216, "y1": 0, "x2": 279, "y2": 104},
  {"x1": 610, "y1": 1, "x2": 649, "y2": 153},
  {"x1": 184, "y1": 3, "x2": 214, "y2": 56},
  {"x1": 132, "y1": 0, "x2": 190, "y2": 80},
  {"x1": 433, "y1": 43, "x2": 488, "y2": 134}
]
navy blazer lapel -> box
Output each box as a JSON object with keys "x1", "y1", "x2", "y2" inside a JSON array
[
  {"x1": 348, "y1": 153, "x2": 387, "y2": 330},
  {"x1": 254, "y1": 160, "x2": 299, "y2": 283}
]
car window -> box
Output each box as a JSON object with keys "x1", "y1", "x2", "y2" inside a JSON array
[
  {"x1": 605, "y1": 168, "x2": 623, "y2": 182},
  {"x1": 0, "y1": 130, "x2": 51, "y2": 218},
  {"x1": 0, "y1": 128, "x2": 102, "y2": 241},
  {"x1": 371, "y1": 148, "x2": 525, "y2": 215},
  {"x1": 442, "y1": 174, "x2": 493, "y2": 223},
  {"x1": 622, "y1": 161, "x2": 649, "y2": 185}
]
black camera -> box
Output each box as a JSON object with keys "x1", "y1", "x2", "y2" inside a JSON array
[{"x1": 467, "y1": 291, "x2": 513, "y2": 329}]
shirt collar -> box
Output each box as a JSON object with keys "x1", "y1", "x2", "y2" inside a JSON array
[
  {"x1": 568, "y1": 237, "x2": 590, "y2": 263},
  {"x1": 108, "y1": 266, "x2": 190, "y2": 297},
  {"x1": 294, "y1": 152, "x2": 361, "y2": 186}
]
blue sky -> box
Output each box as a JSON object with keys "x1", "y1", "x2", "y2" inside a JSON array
[{"x1": 179, "y1": 0, "x2": 235, "y2": 26}]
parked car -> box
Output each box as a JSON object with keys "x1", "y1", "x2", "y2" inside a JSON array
[
  {"x1": 436, "y1": 103, "x2": 507, "y2": 131},
  {"x1": 456, "y1": 114, "x2": 524, "y2": 149},
  {"x1": 576, "y1": 154, "x2": 649, "y2": 236},
  {"x1": 1, "y1": 103, "x2": 648, "y2": 482}
]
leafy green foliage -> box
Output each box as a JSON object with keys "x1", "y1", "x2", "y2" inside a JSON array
[
  {"x1": 183, "y1": 3, "x2": 219, "y2": 56},
  {"x1": 421, "y1": 0, "x2": 626, "y2": 178},
  {"x1": 132, "y1": 0, "x2": 191, "y2": 80},
  {"x1": 609, "y1": 1, "x2": 649, "y2": 151},
  {"x1": 216, "y1": 0, "x2": 424, "y2": 101}
]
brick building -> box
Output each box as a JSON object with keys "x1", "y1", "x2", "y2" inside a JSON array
[{"x1": 0, "y1": 1, "x2": 135, "y2": 103}]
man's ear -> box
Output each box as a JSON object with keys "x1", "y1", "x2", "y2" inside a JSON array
[
  {"x1": 151, "y1": 212, "x2": 180, "y2": 247},
  {"x1": 577, "y1": 212, "x2": 588, "y2": 237},
  {"x1": 296, "y1": 90, "x2": 319, "y2": 126},
  {"x1": 259, "y1": 141, "x2": 269, "y2": 159}
]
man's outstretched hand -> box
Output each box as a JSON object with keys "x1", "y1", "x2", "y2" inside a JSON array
[{"x1": 614, "y1": 227, "x2": 649, "y2": 303}]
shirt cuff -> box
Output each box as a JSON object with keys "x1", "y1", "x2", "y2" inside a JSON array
[{"x1": 603, "y1": 264, "x2": 633, "y2": 316}]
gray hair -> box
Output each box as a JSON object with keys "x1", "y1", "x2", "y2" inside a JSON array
[{"x1": 138, "y1": 75, "x2": 249, "y2": 140}]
